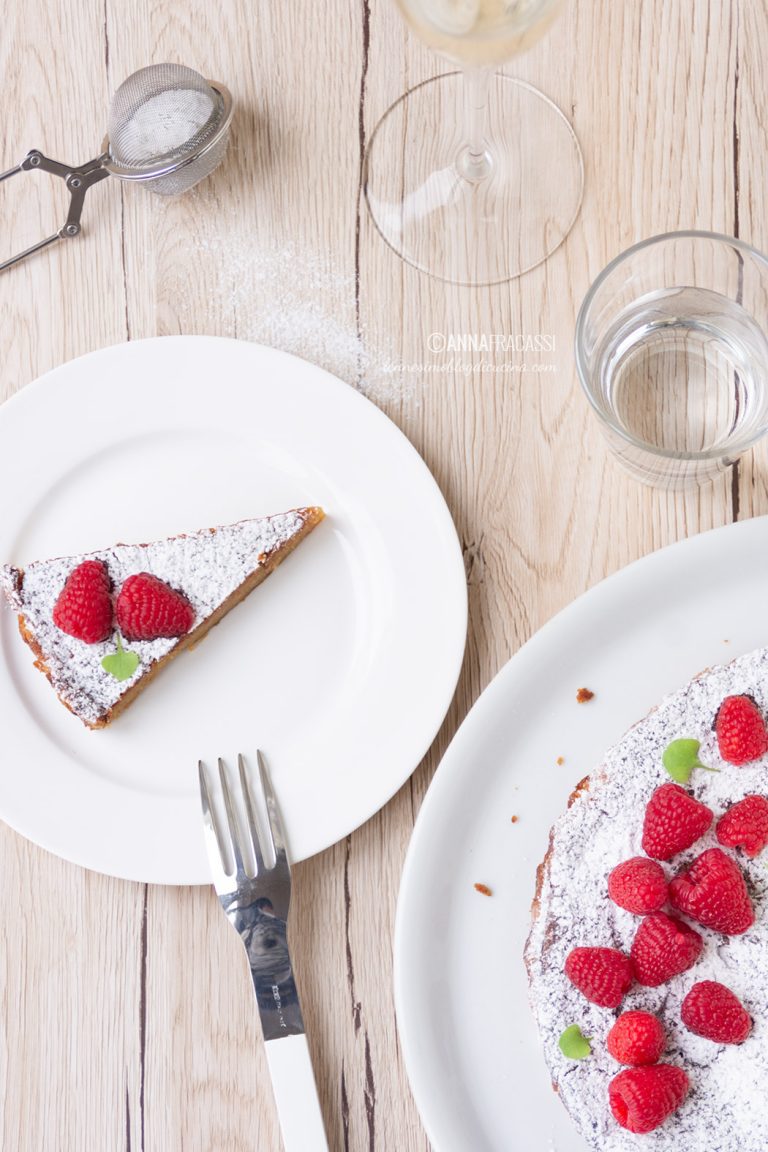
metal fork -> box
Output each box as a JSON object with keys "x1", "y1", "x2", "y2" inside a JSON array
[{"x1": 198, "y1": 751, "x2": 329, "y2": 1152}]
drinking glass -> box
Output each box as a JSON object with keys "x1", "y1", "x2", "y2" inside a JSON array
[
  {"x1": 363, "y1": 0, "x2": 584, "y2": 285},
  {"x1": 575, "y1": 231, "x2": 768, "y2": 489}
]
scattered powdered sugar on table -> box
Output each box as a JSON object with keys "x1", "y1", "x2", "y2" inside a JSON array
[
  {"x1": 525, "y1": 647, "x2": 768, "y2": 1151},
  {"x1": 0, "y1": 512, "x2": 308, "y2": 726},
  {"x1": 170, "y1": 200, "x2": 413, "y2": 406}
]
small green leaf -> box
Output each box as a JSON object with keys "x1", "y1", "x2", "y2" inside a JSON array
[
  {"x1": 662, "y1": 738, "x2": 718, "y2": 783},
  {"x1": 558, "y1": 1024, "x2": 592, "y2": 1060},
  {"x1": 101, "y1": 634, "x2": 140, "y2": 682}
]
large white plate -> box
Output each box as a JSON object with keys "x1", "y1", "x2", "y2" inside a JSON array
[
  {"x1": 395, "y1": 516, "x2": 768, "y2": 1152},
  {"x1": 0, "y1": 336, "x2": 467, "y2": 884}
]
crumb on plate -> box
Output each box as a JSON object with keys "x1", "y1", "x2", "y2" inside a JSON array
[
  {"x1": 511, "y1": 815, "x2": 519, "y2": 824},
  {"x1": 474, "y1": 882, "x2": 492, "y2": 897},
  {"x1": 576, "y1": 687, "x2": 595, "y2": 703},
  {"x1": 556, "y1": 755, "x2": 565, "y2": 765}
]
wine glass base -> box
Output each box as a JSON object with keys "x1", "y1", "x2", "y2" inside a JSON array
[{"x1": 363, "y1": 73, "x2": 584, "y2": 286}]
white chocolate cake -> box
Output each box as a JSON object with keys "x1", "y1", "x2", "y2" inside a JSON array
[
  {"x1": 525, "y1": 649, "x2": 768, "y2": 1149},
  {"x1": 0, "y1": 508, "x2": 324, "y2": 728}
]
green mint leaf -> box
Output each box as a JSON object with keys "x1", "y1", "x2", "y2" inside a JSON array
[
  {"x1": 662, "y1": 738, "x2": 717, "y2": 782},
  {"x1": 101, "y1": 636, "x2": 140, "y2": 682},
  {"x1": 558, "y1": 1024, "x2": 592, "y2": 1060}
]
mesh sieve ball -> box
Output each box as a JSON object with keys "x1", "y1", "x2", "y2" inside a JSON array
[{"x1": 103, "y1": 63, "x2": 233, "y2": 196}]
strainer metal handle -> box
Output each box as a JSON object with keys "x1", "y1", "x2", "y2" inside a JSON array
[
  {"x1": 1, "y1": 68, "x2": 233, "y2": 273},
  {"x1": 0, "y1": 149, "x2": 110, "y2": 272}
]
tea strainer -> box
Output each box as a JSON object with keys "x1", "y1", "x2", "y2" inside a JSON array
[{"x1": 0, "y1": 63, "x2": 233, "y2": 272}]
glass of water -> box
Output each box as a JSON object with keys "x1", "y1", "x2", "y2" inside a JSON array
[{"x1": 575, "y1": 231, "x2": 768, "y2": 489}]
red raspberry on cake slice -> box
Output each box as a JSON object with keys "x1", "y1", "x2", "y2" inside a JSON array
[
  {"x1": 641, "y1": 783, "x2": 713, "y2": 861},
  {"x1": 606, "y1": 1011, "x2": 666, "y2": 1066},
  {"x1": 716, "y1": 795, "x2": 768, "y2": 858},
  {"x1": 669, "y1": 847, "x2": 754, "y2": 935},
  {"x1": 52, "y1": 559, "x2": 114, "y2": 644},
  {"x1": 630, "y1": 911, "x2": 703, "y2": 986},
  {"x1": 116, "y1": 573, "x2": 195, "y2": 641},
  {"x1": 681, "y1": 980, "x2": 752, "y2": 1044},
  {"x1": 609, "y1": 1065, "x2": 690, "y2": 1134},
  {"x1": 608, "y1": 857, "x2": 668, "y2": 914},
  {"x1": 564, "y1": 946, "x2": 633, "y2": 1008},
  {"x1": 715, "y1": 694, "x2": 768, "y2": 765},
  {"x1": 0, "y1": 508, "x2": 324, "y2": 729}
]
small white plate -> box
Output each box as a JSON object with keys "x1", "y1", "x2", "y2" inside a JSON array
[
  {"x1": 395, "y1": 516, "x2": 768, "y2": 1152},
  {"x1": 0, "y1": 336, "x2": 467, "y2": 884}
]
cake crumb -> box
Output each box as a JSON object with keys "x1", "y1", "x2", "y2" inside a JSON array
[
  {"x1": 556, "y1": 756, "x2": 565, "y2": 766},
  {"x1": 576, "y1": 687, "x2": 595, "y2": 703},
  {"x1": 474, "y1": 882, "x2": 493, "y2": 896},
  {"x1": 511, "y1": 815, "x2": 519, "y2": 824}
]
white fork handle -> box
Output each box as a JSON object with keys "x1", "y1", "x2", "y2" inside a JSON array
[{"x1": 264, "y1": 1034, "x2": 329, "y2": 1151}]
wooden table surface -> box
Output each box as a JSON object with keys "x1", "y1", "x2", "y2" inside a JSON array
[{"x1": 2, "y1": 1, "x2": 767, "y2": 1149}]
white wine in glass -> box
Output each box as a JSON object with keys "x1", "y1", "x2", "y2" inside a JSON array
[
  {"x1": 395, "y1": 0, "x2": 564, "y2": 66},
  {"x1": 364, "y1": 0, "x2": 583, "y2": 284}
]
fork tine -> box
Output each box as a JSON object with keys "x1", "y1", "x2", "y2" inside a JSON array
[
  {"x1": 218, "y1": 757, "x2": 245, "y2": 875},
  {"x1": 256, "y1": 749, "x2": 287, "y2": 860},
  {"x1": 238, "y1": 753, "x2": 265, "y2": 873},
  {"x1": 198, "y1": 761, "x2": 233, "y2": 884}
]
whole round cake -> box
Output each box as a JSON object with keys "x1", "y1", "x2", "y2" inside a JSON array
[{"x1": 525, "y1": 649, "x2": 768, "y2": 1149}]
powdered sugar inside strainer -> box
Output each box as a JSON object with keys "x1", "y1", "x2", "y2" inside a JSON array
[
  {"x1": 0, "y1": 62, "x2": 233, "y2": 270},
  {"x1": 104, "y1": 63, "x2": 233, "y2": 196}
]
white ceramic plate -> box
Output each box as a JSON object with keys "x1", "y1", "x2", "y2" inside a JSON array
[
  {"x1": 0, "y1": 336, "x2": 467, "y2": 884},
  {"x1": 395, "y1": 516, "x2": 768, "y2": 1152}
]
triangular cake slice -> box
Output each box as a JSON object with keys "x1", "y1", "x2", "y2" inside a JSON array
[{"x1": 0, "y1": 507, "x2": 324, "y2": 729}]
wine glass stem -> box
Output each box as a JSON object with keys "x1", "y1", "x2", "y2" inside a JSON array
[{"x1": 458, "y1": 66, "x2": 493, "y2": 183}]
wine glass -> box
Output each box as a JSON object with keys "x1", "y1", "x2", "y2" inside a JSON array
[{"x1": 363, "y1": 0, "x2": 584, "y2": 285}]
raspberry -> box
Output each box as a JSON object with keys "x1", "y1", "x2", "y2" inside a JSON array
[
  {"x1": 641, "y1": 783, "x2": 713, "y2": 861},
  {"x1": 115, "y1": 573, "x2": 195, "y2": 642},
  {"x1": 52, "y1": 560, "x2": 114, "y2": 644},
  {"x1": 681, "y1": 980, "x2": 752, "y2": 1044},
  {"x1": 630, "y1": 911, "x2": 703, "y2": 987},
  {"x1": 564, "y1": 947, "x2": 633, "y2": 1008},
  {"x1": 669, "y1": 846, "x2": 754, "y2": 935},
  {"x1": 715, "y1": 694, "x2": 768, "y2": 765},
  {"x1": 716, "y1": 795, "x2": 768, "y2": 858},
  {"x1": 609, "y1": 1065, "x2": 690, "y2": 1134},
  {"x1": 608, "y1": 857, "x2": 668, "y2": 914},
  {"x1": 606, "y1": 1011, "x2": 666, "y2": 1066}
]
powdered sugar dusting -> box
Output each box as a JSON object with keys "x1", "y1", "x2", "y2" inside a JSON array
[
  {"x1": 1, "y1": 511, "x2": 311, "y2": 726},
  {"x1": 525, "y1": 648, "x2": 768, "y2": 1150},
  {"x1": 167, "y1": 212, "x2": 415, "y2": 406}
]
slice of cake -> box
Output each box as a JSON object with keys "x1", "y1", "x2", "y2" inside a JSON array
[
  {"x1": 524, "y1": 649, "x2": 768, "y2": 1148},
  {"x1": 0, "y1": 508, "x2": 324, "y2": 729}
]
